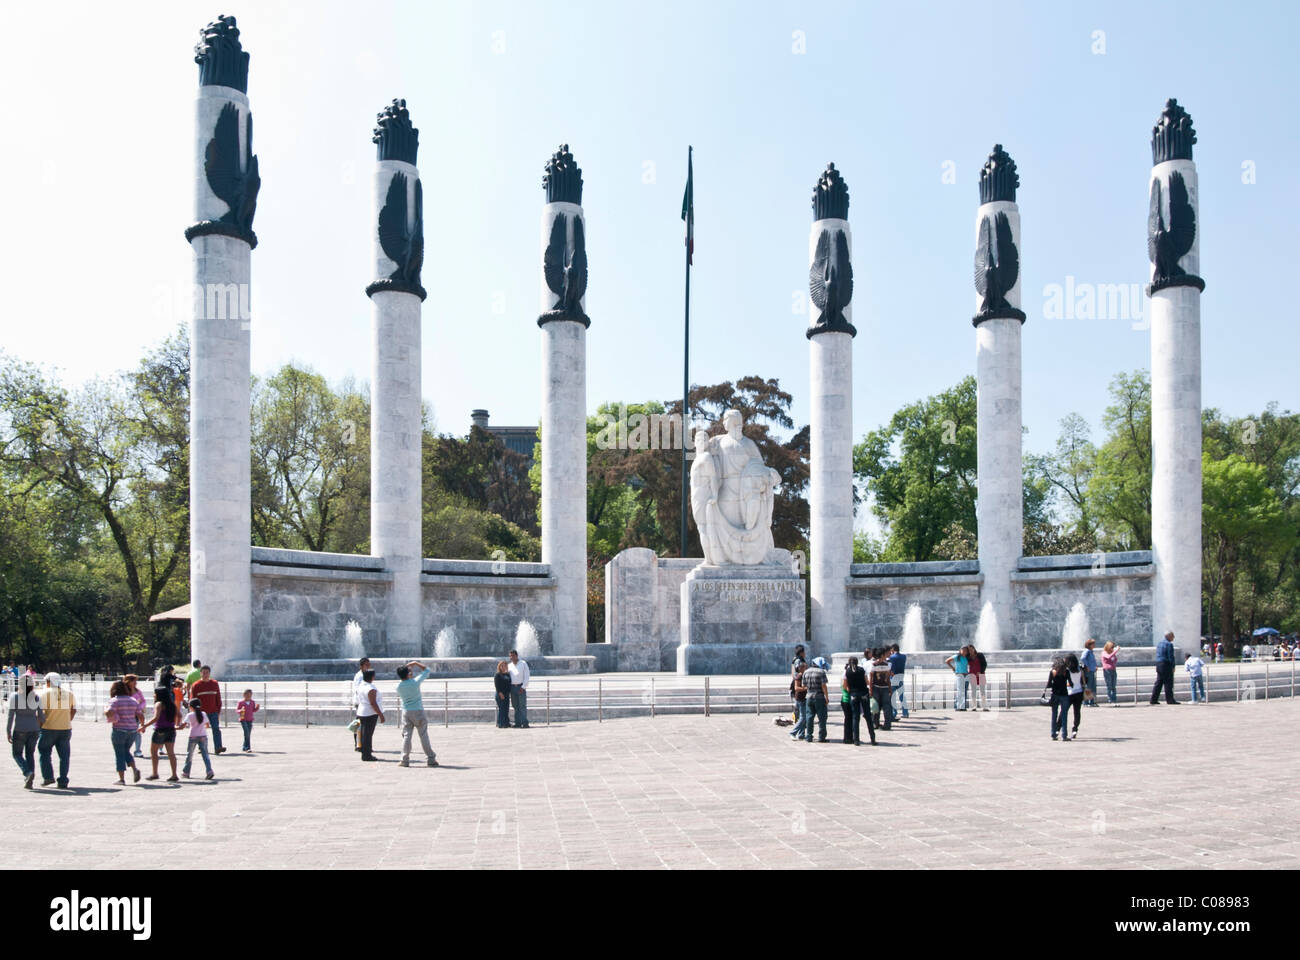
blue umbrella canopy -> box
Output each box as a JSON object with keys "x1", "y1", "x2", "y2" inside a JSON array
[{"x1": 1252, "y1": 627, "x2": 1280, "y2": 637}]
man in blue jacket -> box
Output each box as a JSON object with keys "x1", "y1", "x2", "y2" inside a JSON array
[{"x1": 1149, "y1": 631, "x2": 1180, "y2": 705}]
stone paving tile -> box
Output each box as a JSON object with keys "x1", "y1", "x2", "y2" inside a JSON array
[{"x1": 1, "y1": 698, "x2": 1296, "y2": 869}]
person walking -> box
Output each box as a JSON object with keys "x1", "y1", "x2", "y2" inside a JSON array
[
  {"x1": 351, "y1": 657, "x2": 371, "y2": 752},
  {"x1": 789, "y1": 664, "x2": 809, "y2": 741},
  {"x1": 945, "y1": 647, "x2": 970, "y2": 711},
  {"x1": 103, "y1": 681, "x2": 143, "y2": 785},
  {"x1": 968, "y1": 644, "x2": 989, "y2": 711},
  {"x1": 801, "y1": 657, "x2": 830, "y2": 743},
  {"x1": 1101, "y1": 642, "x2": 1120, "y2": 705},
  {"x1": 493, "y1": 662, "x2": 512, "y2": 728},
  {"x1": 1065, "y1": 653, "x2": 1084, "y2": 739},
  {"x1": 1047, "y1": 658, "x2": 1071, "y2": 742},
  {"x1": 507, "y1": 650, "x2": 530, "y2": 729},
  {"x1": 190, "y1": 666, "x2": 225, "y2": 754},
  {"x1": 789, "y1": 644, "x2": 807, "y2": 722},
  {"x1": 181, "y1": 698, "x2": 214, "y2": 780},
  {"x1": 356, "y1": 669, "x2": 384, "y2": 761},
  {"x1": 844, "y1": 656, "x2": 875, "y2": 746},
  {"x1": 869, "y1": 649, "x2": 894, "y2": 731},
  {"x1": 1080, "y1": 638, "x2": 1100, "y2": 707},
  {"x1": 1150, "y1": 631, "x2": 1179, "y2": 705},
  {"x1": 37, "y1": 673, "x2": 76, "y2": 789},
  {"x1": 235, "y1": 690, "x2": 259, "y2": 751},
  {"x1": 1184, "y1": 653, "x2": 1207, "y2": 704},
  {"x1": 141, "y1": 686, "x2": 180, "y2": 781},
  {"x1": 6, "y1": 675, "x2": 43, "y2": 789},
  {"x1": 125, "y1": 674, "x2": 147, "y2": 757},
  {"x1": 888, "y1": 644, "x2": 909, "y2": 719},
  {"x1": 395, "y1": 661, "x2": 438, "y2": 767}
]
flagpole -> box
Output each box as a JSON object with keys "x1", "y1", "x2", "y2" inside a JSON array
[{"x1": 680, "y1": 146, "x2": 692, "y2": 558}]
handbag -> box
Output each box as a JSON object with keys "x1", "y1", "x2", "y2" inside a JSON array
[
  {"x1": 1037, "y1": 686, "x2": 1053, "y2": 706},
  {"x1": 346, "y1": 717, "x2": 361, "y2": 733}
]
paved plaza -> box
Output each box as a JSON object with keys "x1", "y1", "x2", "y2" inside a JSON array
[{"x1": 3, "y1": 697, "x2": 1296, "y2": 870}]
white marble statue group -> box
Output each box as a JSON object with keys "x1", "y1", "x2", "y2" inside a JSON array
[{"x1": 689, "y1": 410, "x2": 783, "y2": 566}]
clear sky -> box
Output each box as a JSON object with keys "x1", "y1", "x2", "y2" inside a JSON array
[{"x1": 2, "y1": 0, "x2": 1295, "y2": 457}]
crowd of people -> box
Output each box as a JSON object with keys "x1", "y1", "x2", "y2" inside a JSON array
[
  {"x1": 786, "y1": 643, "x2": 910, "y2": 746},
  {"x1": 5, "y1": 659, "x2": 259, "y2": 790}
]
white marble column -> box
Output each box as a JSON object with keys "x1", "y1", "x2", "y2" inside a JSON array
[
  {"x1": 973, "y1": 185, "x2": 1024, "y2": 650},
  {"x1": 807, "y1": 215, "x2": 854, "y2": 659},
  {"x1": 539, "y1": 199, "x2": 588, "y2": 656},
  {"x1": 368, "y1": 153, "x2": 424, "y2": 658},
  {"x1": 189, "y1": 81, "x2": 252, "y2": 676},
  {"x1": 1147, "y1": 101, "x2": 1204, "y2": 648}
]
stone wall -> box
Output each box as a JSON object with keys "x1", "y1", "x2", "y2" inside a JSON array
[
  {"x1": 248, "y1": 549, "x2": 556, "y2": 661},
  {"x1": 846, "y1": 552, "x2": 1154, "y2": 651},
  {"x1": 848, "y1": 561, "x2": 983, "y2": 651},
  {"x1": 1012, "y1": 552, "x2": 1153, "y2": 649},
  {"x1": 604, "y1": 549, "x2": 699, "y2": 671},
  {"x1": 421, "y1": 558, "x2": 556, "y2": 657},
  {"x1": 250, "y1": 548, "x2": 392, "y2": 659}
]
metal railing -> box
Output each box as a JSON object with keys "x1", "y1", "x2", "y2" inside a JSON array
[{"x1": 1, "y1": 660, "x2": 1294, "y2": 728}]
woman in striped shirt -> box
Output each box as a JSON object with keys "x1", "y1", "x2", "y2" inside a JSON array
[{"x1": 103, "y1": 680, "x2": 143, "y2": 785}]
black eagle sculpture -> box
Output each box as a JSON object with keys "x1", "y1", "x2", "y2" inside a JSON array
[
  {"x1": 1147, "y1": 171, "x2": 1196, "y2": 292},
  {"x1": 373, "y1": 171, "x2": 425, "y2": 298},
  {"x1": 973, "y1": 212, "x2": 1022, "y2": 323},
  {"x1": 808, "y1": 227, "x2": 853, "y2": 336},
  {"x1": 541, "y1": 212, "x2": 588, "y2": 324},
  {"x1": 186, "y1": 101, "x2": 260, "y2": 247}
]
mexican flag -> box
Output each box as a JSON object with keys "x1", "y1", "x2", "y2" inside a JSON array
[{"x1": 681, "y1": 146, "x2": 694, "y2": 265}]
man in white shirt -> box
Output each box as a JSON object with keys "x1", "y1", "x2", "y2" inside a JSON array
[
  {"x1": 507, "y1": 650, "x2": 530, "y2": 728},
  {"x1": 351, "y1": 657, "x2": 370, "y2": 751}
]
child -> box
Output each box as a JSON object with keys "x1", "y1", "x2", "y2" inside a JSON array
[
  {"x1": 182, "y1": 698, "x2": 214, "y2": 780},
  {"x1": 1184, "y1": 652, "x2": 1206, "y2": 704},
  {"x1": 236, "y1": 690, "x2": 259, "y2": 752}
]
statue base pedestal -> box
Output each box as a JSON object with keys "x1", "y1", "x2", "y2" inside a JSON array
[{"x1": 676, "y1": 560, "x2": 807, "y2": 675}]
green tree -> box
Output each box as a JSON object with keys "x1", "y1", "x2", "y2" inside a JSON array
[
  {"x1": 1201, "y1": 453, "x2": 1288, "y2": 655},
  {"x1": 1026, "y1": 412, "x2": 1098, "y2": 549},
  {"x1": 1202, "y1": 404, "x2": 1300, "y2": 641},
  {"x1": 1088, "y1": 371, "x2": 1152, "y2": 550},
  {"x1": 429, "y1": 425, "x2": 539, "y2": 537},
  {"x1": 251, "y1": 365, "x2": 370, "y2": 553},
  {"x1": 853, "y1": 377, "x2": 977, "y2": 562},
  {"x1": 0, "y1": 329, "x2": 191, "y2": 657}
]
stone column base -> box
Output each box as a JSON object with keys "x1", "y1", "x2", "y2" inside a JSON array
[{"x1": 677, "y1": 560, "x2": 806, "y2": 675}]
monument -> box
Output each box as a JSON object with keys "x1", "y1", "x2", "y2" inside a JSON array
[
  {"x1": 972, "y1": 144, "x2": 1025, "y2": 650},
  {"x1": 676, "y1": 411, "x2": 805, "y2": 674},
  {"x1": 188, "y1": 15, "x2": 258, "y2": 675},
  {"x1": 538, "y1": 145, "x2": 589, "y2": 656},
  {"x1": 1147, "y1": 99, "x2": 1204, "y2": 648},
  {"x1": 806, "y1": 162, "x2": 855, "y2": 659},
  {"x1": 367, "y1": 99, "x2": 425, "y2": 657}
]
